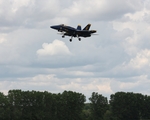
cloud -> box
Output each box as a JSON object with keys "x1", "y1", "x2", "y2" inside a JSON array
[
  {"x1": 0, "y1": 34, "x2": 6, "y2": 44},
  {"x1": 1, "y1": 0, "x2": 150, "y2": 99},
  {"x1": 126, "y1": 49, "x2": 150, "y2": 70},
  {"x1": 111, "y1": 6, "x2": 150, "y2": 58},
  {"x1": 37, "y1": 40, "x2": 72, "y2": 56},
  {"x1": 0, "y1": 73, "x2": 113, "y2": 99},
  {"x1": 61, "y1": 0, "x2": 143, "y2": 21},
  {"x1": 110, "y1": 75, "x2": 150, "y2": 95},
  {"x1": 0, "y1": 0, "x2": 60, "y2": 30}
]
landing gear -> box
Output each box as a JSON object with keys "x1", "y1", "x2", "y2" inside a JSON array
[
  {"x1": 77, "y1": 35, "x2": 81, "y2": 41},
  {"x1": 69, "y1": 37, "x2": 81, "y2": 42},
  {"x1": 69, "y1": 36, "x2": 73, "y2": 42},
  {"x1": 62, "y1": 35, "x2": 65, "y2": 38}
]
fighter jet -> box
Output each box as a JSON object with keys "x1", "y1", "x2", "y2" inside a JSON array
[{"x1": 50, "y1": 24, "x2": 97, "y2": 42}]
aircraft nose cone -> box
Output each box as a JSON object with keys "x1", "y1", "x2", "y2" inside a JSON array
[
  {"x1": 50, "y1": 25, "x2": 56, "y2": 29},
  {"x1": 50, "y1": 25, "x2": 61, "y2": 31}
]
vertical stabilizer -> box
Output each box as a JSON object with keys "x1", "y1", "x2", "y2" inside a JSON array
[
  {"x1": 83, "y1": 24, "x2": 91, "y2": 30},
  {"x1": 77, "y1": 25, "x2": 82, "y2": 30}
]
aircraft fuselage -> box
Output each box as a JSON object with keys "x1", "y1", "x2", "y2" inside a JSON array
[{"x1": 50, "y1": 24, "x2": 97, "y2": 42}]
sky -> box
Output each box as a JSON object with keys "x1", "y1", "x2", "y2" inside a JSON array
[{"x1": 0, "y1": 0, "x2": 150, "y2": 100}]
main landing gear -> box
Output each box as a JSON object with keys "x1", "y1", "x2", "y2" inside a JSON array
[
  {"x1": 77, "y1": 35, "x2": 81, "y2": 41},
  {"x1": 70, "y1": 36, "x2": 73, "y2": 42},
  {"x1": 62, "y1": 35, "x2": 81, "y2": 42},
  {"x1": 69, "y1": 37, "x2": 81, "y2": 42}
]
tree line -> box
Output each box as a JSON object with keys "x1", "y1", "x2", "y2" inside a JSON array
[{"x1": 0, "y1": 90, "x2": 150, "y2": 120}]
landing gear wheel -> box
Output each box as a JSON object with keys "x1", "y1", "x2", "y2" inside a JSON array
[
  {"x1": 79, "y1": 38, "x2": 81, "y2": 41},
  {"x1": 62, "y1": 35, "x2": 65, "y2": 38},
  {"x1": 70, "y1": 39, "x2": 72, "y2": 42}
]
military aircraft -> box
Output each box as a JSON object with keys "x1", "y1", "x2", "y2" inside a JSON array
[{"x1": 50, "y1": 24, "x2": 97, "y2": 42}]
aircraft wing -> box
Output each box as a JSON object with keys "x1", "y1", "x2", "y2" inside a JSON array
[
  {"x1": 50, "y1": 24, "x2": 76, "y2": 33},
  {"x1": 63, "y1": 26, "x2": 76, "y2": 33}
]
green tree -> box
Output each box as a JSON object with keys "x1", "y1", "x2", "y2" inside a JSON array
[
  {"x1": 141, "y1": 95, "x2": 150, "y2": 119},
  {"x1": 110, "y1": 92, "x2": 144, "y2": 120},
  {"x1": 89, "y1": 92, "x2": 108, "y2": 120},
  {"x1": 7, "y1": 90, "x2": 54, "y2": 120},
  {"x1": 20, "y1": 90, "x2": 33, "y2": 120},
  {"x1": 82, "y1": 103, "x2": 91, "y2": 120},
  {"x1": 7, "y1": 90, "x2": 23, "y2": 120},
  {"x1": 57, "y1": 91, "x2": 86, "y2": 120},
  {"x1": 42, "y1": 91, "x2": 56, "y2": 120},
  {"x1": 103, "y1": 110, "x2": 113, "y2": 120},
  {"x1": 0, "y1": 92, "x2": 10, "y2": 120}
]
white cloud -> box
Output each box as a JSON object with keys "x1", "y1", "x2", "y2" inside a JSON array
[
  {"x1": 0, "y1": 74, "x2": 113, "y2": 99},
  {"x1": 0, "y1": 0, "x2": 60, "y2": 30},
  {"x1": 61, "y1": 0, "x2": 143, "y2": 21},
  {"x1": 110, "y1": 75, "x2": 150, "y2": 95},
  {"x1": 0, "y1": 34, "x2": 6, "y2": 44},
  {"x1": 37, "y1": 40, "x2": 72, "y2": 56},
  {"x1": 125, "y1": 9, "x2": 149, "y2": 22},
  {"x1": 128, "y1": 49, "x2": 150, "y2": 69},
  {"x1": 83, "y1": 78, "x2": 113, "y2": 93},
  {"x1": 1, "y1": 0, "x2": 150, "y2": 99},
  {"x1": 112, "y1": 7, "x2": 150, "y2": 56}
]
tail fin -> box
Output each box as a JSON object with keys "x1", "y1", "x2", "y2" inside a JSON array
[
  {"x1": 77, "y1": 25, "x2": 81, "y2": 30},
  {"x1": 83, "y1": 24, "x2": 91, "y2": 30}
]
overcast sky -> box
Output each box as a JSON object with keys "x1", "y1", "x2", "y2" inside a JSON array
[{"x1": 0, "y1": 0, "x2": 150, "y2": 100}]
